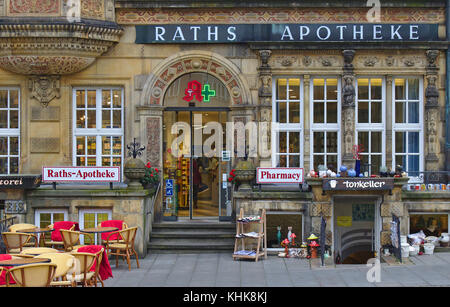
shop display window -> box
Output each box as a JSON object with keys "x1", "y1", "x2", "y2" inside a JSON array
[
  {"x1": 410, "y1": 213, "x2": 449, "y2": 237},
  {"x1": 266, "y1": 213, "x2": 303, "y2": 248},
  {"x1": 0, "y1": 88, "x2": 19, "y2": 174}
]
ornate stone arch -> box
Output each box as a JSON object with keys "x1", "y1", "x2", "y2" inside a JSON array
[{"x1": 141, "y1": 50, "x2": 252, "y2": 106}]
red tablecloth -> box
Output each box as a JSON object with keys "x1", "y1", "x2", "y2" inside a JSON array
[
  {"x1": 77, "y1": 245, "x2": 113, "y2": 280},
  {"x1": 51, "y1": 221, "x2": 80, "y2": 241},
  {"x1": 100, "y1": 220, "x2": 124, "y2": 241},
  {"x1": 0, "y1": 254, "x2": 15, "y2": 285}
]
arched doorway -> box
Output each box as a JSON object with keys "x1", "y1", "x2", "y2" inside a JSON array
[{"x1": 162, "y1": 73, "x2": 232, "y2": 220}]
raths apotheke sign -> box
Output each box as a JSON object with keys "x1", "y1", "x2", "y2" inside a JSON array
[
  {"x1": 135, "y1": 24, "x2": 439, "y2": 44},
  {"x1": 42, "y1": 167, "x2": 121, "y2": 183},
  {"x1": 257, "y1": 168, "x2": 303, "y2": 184},
  {"x1": 323, "y1": 178, "x2": 394, "y2": 191}
]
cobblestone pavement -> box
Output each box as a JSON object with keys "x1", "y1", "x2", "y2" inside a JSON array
[{"x1": 103, "y1": 252, "x2": 450, "y2": 287}]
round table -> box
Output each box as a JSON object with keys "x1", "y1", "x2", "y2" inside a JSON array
[
  {"x1": 21, "y1": 228, "x2": 54, "y2": 247},
  {"x1": 80, "y1": 227, "x2": 119, "y2": 245},
  {"x1": 0, "y1": 257, "x2": 51, "y2": 267}
]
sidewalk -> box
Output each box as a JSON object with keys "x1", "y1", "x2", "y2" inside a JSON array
[{"x1": 103, "y1": 252, "x2": 450, "y2": 287}]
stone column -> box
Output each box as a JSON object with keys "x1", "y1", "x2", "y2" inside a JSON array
[
  {"x1": 257, "y1": 50, "x2": 272, "y2": 167},
  {"x1": 303, "y1": 75, "x2": 311, "y2": 171},
  {"x1": 385, "y1": 75, "x2": 393, "y2": 168},
  {"x1": 425, "y1": 50, "x2": 440, "y2": 171},
  {"x1": 341, "y1": 50, "x2": 356, "y2": 167}
]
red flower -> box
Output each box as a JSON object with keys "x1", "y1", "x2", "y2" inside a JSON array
[
  {"x1": 155, "y1": 168, "x2": 159, "y2": 172},
  {"x1": 146, "y1": 162, "x2": 151, "y2": 168},
  {"x1": 228, "y1": 178, "x2": 233, "y2": 182},
  {"x1": 150, "y1": 174, "x2": 153, "y2": 177}
]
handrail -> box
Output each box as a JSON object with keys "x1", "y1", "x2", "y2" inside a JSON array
[{"x1": 146, "y1": 182, "x2": 161, "y2": 216}]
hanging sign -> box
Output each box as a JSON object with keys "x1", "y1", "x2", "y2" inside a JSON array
[
  {"x1": 257, "y1": 168, "x2": 303, "y2": 184},
  {"x1": 322, "y1": 178, "x2": 394, "y2": 191},
  {"x1": 183, "y1": 80, "x2": 216, "y2": 103},
  {"x1": 42, "y1": 167, "x2": 121, "y2": 183}
]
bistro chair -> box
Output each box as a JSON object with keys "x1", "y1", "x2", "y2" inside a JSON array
[
  {"x1": 35, "y1": 253, "x2": 76, "y2": 287},
  {"x1": 19, "y1": 247, "x2": 59, "y2": 258},
  {"x1": 60, "y1": 229, "x2": 93, "y2": 252},
  {"x1": 7, "y1": 263, "x2": 57, "y2": 287},
  {"x1": 1, "y1": 232, "x2": 37, "y2": 254},
  {"x1": 67, "y1": 250, "x2": 102, "y2": 287},
  {"x1": 98, "y1": 220, "x2": 128, "y2": 244},
  {"x1": 44, "y1": 223, "x2": 76, "y2": 250},
  {"x1": 105, "y1": 227, "x2": 139, "y2": 271},
  {"x1": 8, "y1": 224, "x2": 38, "y2": 247}
]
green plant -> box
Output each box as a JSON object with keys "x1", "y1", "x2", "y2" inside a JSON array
[{"x1": 141, "y1": 162, "x2": 160, "y2": 185}]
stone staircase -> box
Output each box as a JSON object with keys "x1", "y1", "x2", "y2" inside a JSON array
[{"x1": 148, "y1": 221, "x2": 236, "y2": 254}]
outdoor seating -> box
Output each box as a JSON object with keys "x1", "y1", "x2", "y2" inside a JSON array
[
  {"x1": 35, "y1": 253, "x2": 76, "y2": 287},
  {"x1": 19, "y1": 247, "x2": 59, "y2": 257},
  {"x1": 44, "y1": 221, "x2": 78, "y2": 250},
  {"x1": 60, "y1": 229, "x2": 93, "y2": 252},
  {"x1": 105, "y1": 227, "x2": 139, "y2": 271},
  {"x1": 8, "y1": 224, "x2": 39, "y2": 247},
  {"x1": 98, "y1": 220, "x2": 128, "y2": 244},
  {"x1": 7, "y1": 263, "x2": 57, "y2": 287},
  {"x1": 66, "y1": 251, "x2": 99, "y2": 287},
  {"x1": 76, "y1": 245, "x2": 112, "y2": 287},
  {"x1": 1, "y1": 232, "x2": 38, "y2": 254}
]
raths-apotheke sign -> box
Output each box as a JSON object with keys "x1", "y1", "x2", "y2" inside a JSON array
[
  {"x1": 42, "y1": 167, "x2": 121, "y2": 183},
  {"x1": 322, "y1": 178, "x2": 394, "y2": 191},
  {"x1": 135, "y1": 24, "x2": 439, "y2": 44}
]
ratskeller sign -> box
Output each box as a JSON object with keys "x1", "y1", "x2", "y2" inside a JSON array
[{"x1": 135, "y1": 24, "x2": 439, "y2": 44}]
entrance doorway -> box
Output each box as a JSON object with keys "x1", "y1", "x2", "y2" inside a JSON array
[{"x1": 333, "y1": 197, "x2": 380, "y2": 264}]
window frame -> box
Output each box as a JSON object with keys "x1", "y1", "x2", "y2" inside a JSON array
[
  {"x1": 408, "y1": 212, "x2": 449, "y2": 236},
  {"x1": 391, "y1": 77, "x2": 424, "y2": 181},
  {"x1": 271, "y1": 77, "x2": 304, "y2": 168},
  {"x1": 34, "y1": 209, "x2": 68, "y2": 228},
  {"x1": 78, "y1": 208, "x2": 112, "y2": 245},
  {"x1": 0, "y1": 87, "x2": 20, "y2": 175},
  {"x1": 72, "y1": 87, "x2": 124, "y2": 168},
  {"x1": 310, "y1": 76, "x2": 341, "y2": 171},
  {"x1": 355, "y1": 77, "x2": 386, "y2": 175}
]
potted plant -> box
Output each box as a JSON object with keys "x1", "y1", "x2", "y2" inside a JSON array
[{"x1": 141, "y1": 162, "x2": 160, "y2": 190}]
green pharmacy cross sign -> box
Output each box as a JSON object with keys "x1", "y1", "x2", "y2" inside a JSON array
[{"x1": 183, "y1": 80, "x2": 216, "y2": 103}]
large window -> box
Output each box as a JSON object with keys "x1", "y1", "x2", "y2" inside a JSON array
[
  {"x1": 310, "y1": 77, "x2": 340, "y2": 171},
  {"x1": 356, "y1": 78, "x2": 385, "y2": 175},
  {"x1": 79, "y1": 209, "x2": 111, "y2": 244},
  {"x1": 0, "y1": 88, "x2": 19, "y2": 174},
  {"x1": 392, "y1": 78, "x2": 423, "y2": 178},
  {"x1": 73, "y1": 88, "x2": 123, "y2": 167},
  {"x1": 34, "y1": 209, "x2": 68, "y2": 229},
  {"x1": 272, "y1": 78, "x2": 303, "y2": 167},
  {"x1": 410, "y1": 213, "x2": 448, "y2": 237}
]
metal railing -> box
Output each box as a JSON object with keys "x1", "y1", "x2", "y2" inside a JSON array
[
  {"x1": 406, "y1": 171, "x2": 449, "y2": 185},
  {"x1": 0, "y1": 216, "x2": 16, "y2": 253}
]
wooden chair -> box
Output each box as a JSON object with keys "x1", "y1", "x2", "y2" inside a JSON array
[
  {"x1": 67, "y1": 249, "x2": 103, "y2": 287},
  {"x1": 44, "y1": 224, "x2": 76, "y2": 250},
  {"x1": 35, "y1": 253, "x2": 76, "y2": 287},
  {"x1": 105, "y1": 227, "x2": 139, "y2": 271},
  {"x1": 60, "y1": 229, "x2": 93, "y2": 252},
  {"x1": 7, "y1": 224, "x2": 38, "y2": 247},
  {"x1": 1, "y1": 232, "x2": 38, "y2": 254},
  {"x1": 7, "y1": 263, "x2": 57, "y2": 287},
  {"x1": 97, "y1": 221, "x2": 128, "y2": 244}
]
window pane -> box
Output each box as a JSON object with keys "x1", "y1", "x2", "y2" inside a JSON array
[
  {"x1": 0, "y1": 137, "x2": 7, "y2": 155},
  {"x1": 360, "y1": 155, "x2": 369, "y2": 173},
  {"x1": 313, "y1": 102, "x2": 324, "y2": 123},
  {"x1": 410, "y1": 214, "x2": 448, "y2": 237},
  {"x1": 76, "y1": 90, "x2": 85, "y2": 108},
  {"x1": 289, "y1": 102, "x2": 300, "y2": 123},
  {"x1": 358, "y1": 78, "x2": 369, "y2": 100},
  {"x1": 87, "y1": 90, "x2": 96, "y2": 108},
  {"x1": 102, "y1": 136, "x2": 111, "y2": 155},
  {"x1": 326, "y1": 155, "x2": 337, "y2": 171},
  {"x1": 289, "y1": 132, "x2": 300, "y2": 154},
  {"x1": 313, "y1": 155, "x2": 324, "y2": 171},
  {"x1": 277, "y1": 155, "x2": 287, "y2": 167},
  {"x1": 102, "y1": 157, "x2": 111, "y2": 166},
  {"x1": 395, "y1": 78, "x2": 405, "y2": 100},
  {"x1": 10, "y1": 90, "x2": 18, "y2": 108},
  {"x1": 326, "y1": 79, "x2": 337, "y2": 100},
  {"x1": 408, "y1": 78, "x2": 419, "y2": 100},
  {"x1": 10, "y1": 137, "x2": 18, "y2": 155},
  {"x1": 277, "y1": 79, "x2": 287, "y2": 100},
  {"x1": 9, "y1": 157, "x2": 18, "y2": 174},
  {"x1": 76, "y1": 110, "x2": 85, "y2": 128},
  {"x1": 408, "y1": 101, "x2": 419, "y2": 123},
  {"x1": 371, "y1": 79, "x2": 382, "y2": 100},
  {"x1": 289, "y1": 155, "x2": 300, "y2": 167},
  {"x1": 371, "y1": 101, "x2": 382, "y2": 123},
  {"x1": 327, "y1": 132, "x2": 338, "y2": 153},
  {"x1": 102, "y1": 90, "x2": 111, "y2": 108},
  {"x1": 0, "y1": 111, "x2": 7, "y2": 128},
  {"x1": 408, "y1": 155, "x2": 420, "y2": 174},
  {"x1": 87, "y1": 110, "x2": 96, "y2": 128},
  {"x1": 87, "y1": 137, "x2": 96, "y2": 155},
  {"x1": 358, "y1": 132, "x2": 369, "y2": 152},
  {"x1": 112, "y1": 137, "x2": 121, "y2": 155},
  {"x1": 87, "y1": 157, "x2": 96, "y2": 166},
  {"x1": 408, "y1": 132, "x2": 420, "y2": 153},
  {"x1": 39, "y1": 213, "x2": 51, "y2": 228},
  {"x1": 76, "y1": 137, "x2": 85, "y2": 155},
  {"x1": 77, "y1": 156, "x2": 86, "y2": 166},
  {"x1": 102, "y1": 110, "x2": 111, "y2": 128},
  {"x1": 313, "y1": 79, "x2": 324, "y2": 100},
  {"x1": 277, "y1": 102, "x2": 287, "y2": 123},
  {"x1": 279, "y1": 132, "x2": 287, "y2": 153},
  {"x1": 0, "y1": 157, "x2": 7, "y2": 174},
  {"x1": 371, "y1": 155, "x2": 382, "y2": 175},
  {"x1": 395, "y1": 155, "x2": 406, "y2": 170},
  {"x1": 288, "y1": 79, "x2": 300, "y2": 100},
  {"x1": 313, "y1": 132, "x2": 324, "y2": 153},
  {"x1": 98, "y1": 213, "x2": 109, "y2": 224},
  {"x1": 0, "y1": 91, "x2": 7, "y2": 108},
  {"x1": 327, "y1": 101, "x2": 337, "y2": 123},
  {"x1": 395, "y1": 132, "x2": 406, "y2": 153},
  {"x1": 113, "y1": 157, "x2": 121, "y2": 166},
  {"x1": 113, "y1": 110, "x2": 121, "y2": 128},
  {"x1": 371, "y1": 132, "x2": 382, "y2": 153},
  {"x1": 53, "y1": 213, "x2": 65, "y2": 223},
  {"x1": 10, "y1": 110, "x2": 18, "y2": 129},
  {"x1": 358, "y1": 101, "x2": 369, "y2": 123},
  {"x1": 113, "y1": 90, "x2": 122, "y2": 108},
  {"x1": 395, "y1": 102, "x2": 406, "y2": 123}
]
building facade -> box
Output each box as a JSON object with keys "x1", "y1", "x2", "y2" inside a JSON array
[{"x1": 0, "y1": 0, "x2": 449, "y2": 262}]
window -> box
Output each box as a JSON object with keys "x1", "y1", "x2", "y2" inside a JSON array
[
  {"x1": 410, "y1": 213, "x2": 448, "y2": 237},
  {"x1": 79, "y1": 209, "x2": 111, "y2": 245},
  {"x1": 356, "y1": 78, "x2": 385, "y2": 175},
  {"x1": 34, "y1": 209, "x2": 68, "y2": 229},
  {"x1": 0, "y1": 88, "x2": 19, "y2": 174},
  {"x1": 73, "y1": 88, "x2": 123, "y2": 167},
  {"x1": 272, "y1": 78, "x2": 303, "y2": 167},
  {"x1": 310, "y1": 77, "x2": 340, "y2": 171},
  {"x1": 392, "y1": 78, "x2": 423, "y2": 178}
]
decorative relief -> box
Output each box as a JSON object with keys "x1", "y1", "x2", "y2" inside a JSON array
[
  {"x1": 28, "y1": 75, "x2": 61, "y2": 107},
  {"x1": 385, "y1": 56, "x2": 395, "y2": 67},
  {"x1": 116, "y1": 8, "x2": 445, "y2": 25},
  {"x1": 363, "y1": 56, "x2": 379, "y2": 67},
  {"x1": 274, "y1": 56, "x2": 297, "y2": 67},
  {"x1": 146, "y1": 117, "x2": 161, "y2": 168},
  {"x1": 302, "y1": 56, "x2": 312, "y2": 67},
  {"x1": 8, "y1": 0, "x2": 59, "y2": 16},
  {"x1": 425, "y1": 75, "x2": 439, "y2": 107},
  {"x1": 401, "y1": 56, "x2": 425, "y2": 67}
]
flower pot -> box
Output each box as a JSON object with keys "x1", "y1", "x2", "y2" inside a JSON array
[
  {"x1": 424, "y1": 243, "x2": 435, "y2": 255},
  {"x1": 234, "y1": 160, "x2": 255, "y2": 191},
  {"x1": 401, "y1": 243, "x2": 410, "y2": 258},
  {"x1": 123, "y1": 158, "x2": 146, "y2": 189}
]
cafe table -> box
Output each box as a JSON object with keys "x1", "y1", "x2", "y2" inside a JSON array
[
  {"x1": 21, "y1": 228, "x2": 54, "y2": 247},
  {"x1": 80, "y1": 227, "x2": 119, "y2": 245},
  {"x1": 0, "y1": 257, "x2": 51, "y2": 267}
]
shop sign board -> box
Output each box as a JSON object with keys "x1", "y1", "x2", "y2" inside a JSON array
[
  {"x1": 323, "y1": 178, "x2": 394, "y2": 191},
  {"x1": 0, "y1": 175, "x2": 41, "y2": 189},
  {"x1": 136, "y1": 23, "x2": 439, "y2": 44},
  {"x1": 256, "y1": 168, "x2": 303, "y2": 184},
  {"x1": 42, "y1": 167, "x2": 121, "y2": 183}
]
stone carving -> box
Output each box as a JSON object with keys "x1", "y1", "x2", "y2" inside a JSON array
[
  {"x1": 425, "y1": 75, "x2": 439, "y2": 107},
  {"x1": 258, "y1": 50, "x2": 272, "y2": 105},
  {"x1": 28, "y1": 76, "x2": 61, "y2": 107},
  {"x1": 321, "y1": 58, "x2": 332, "y2": 66},
  {"x1": 8, "y1": 0, "x2": 59, "y2": 15},
  {"x1": 146, "y1": 117, "x2": 161, "y2": 168},
  {"x1": 342, "y1": 75, "x2": 355, "y2": 107},
  {"x1": 303, "y1": 56, "x2": 312, "y2": 67},
  {"x1": 426, "y1": 109, "x2": 439, "y2": 160},
  {"x1": 258, "y1": 50, "x2": 272, "y2": 69},
  {"x1": 426, "y1": 50, "x2": 439, "y2": 69},
  {"x1": 404, "y1": 59, "x2": 415, "y2": 67},
  {"x1": 363, "y1": 57, "x2": 378, "y2": 67},
  {"x1": 385, "y1": 56, "x2": 395, "y2": 66},
  {"x1": 343, "y1": 107, "x2": 355, "y2": 157},
  {"x1": 258, "y1": 75, "x2": 272, "y2": 98},
  {"x1": 342, "y1": 50, "x2": 355, "y2": 71}
]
